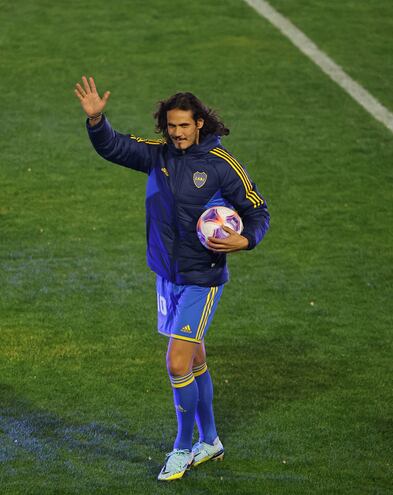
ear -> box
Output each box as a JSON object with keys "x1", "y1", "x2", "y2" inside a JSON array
[{"x1": 196, "y1": 118, "x2": 204, "y2": 130}]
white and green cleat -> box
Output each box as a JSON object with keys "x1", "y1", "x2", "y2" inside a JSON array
[
  {"x1": 157, "y1": 448, "x2": 194, "y2": 481},
  {"x1": 191, "y1": 437, "x2": 225, "y2": 467}
]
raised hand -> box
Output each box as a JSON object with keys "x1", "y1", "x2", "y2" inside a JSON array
[{"x1": 74, "y1": 76, "x2": 110, "y2": 117}]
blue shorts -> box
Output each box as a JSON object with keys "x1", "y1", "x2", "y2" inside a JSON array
[{"x1": 156, "y1": 275, "x2": 224, "y2": 343}]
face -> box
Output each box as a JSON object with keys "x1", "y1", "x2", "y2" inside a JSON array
[{"x1": 167, "y1": 109, "x2": 204, "y2": 150}]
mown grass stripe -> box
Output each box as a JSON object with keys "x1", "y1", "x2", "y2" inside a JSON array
[{"x1": 244, "y1": 0, "x2": 393, "y2": 134}]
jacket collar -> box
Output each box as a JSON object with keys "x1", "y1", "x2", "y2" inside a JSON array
[{"x1": 167, "y1": 134, "x2": 221, "y2": 157}]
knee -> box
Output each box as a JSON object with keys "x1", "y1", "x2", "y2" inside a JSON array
[
  {"x1": 166, "y1": 338, "x2": 198, "y2": 377},
  {"x1": 167, "y1": 356, "x2": 191, "y2": 377}
]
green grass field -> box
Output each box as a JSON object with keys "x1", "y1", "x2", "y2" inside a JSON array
[{"x1": 1, "y1": 1, "x2": 392, "y2": 493}]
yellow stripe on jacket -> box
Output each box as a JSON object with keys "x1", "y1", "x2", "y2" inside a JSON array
[{"x1": 210, "y1": 148, "x2": 264, "y2": 208}]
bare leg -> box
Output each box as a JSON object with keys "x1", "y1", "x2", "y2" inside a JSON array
[
  {"x1": 166, "y1": 338, "x2": 198, "y2": 376},
  {"x1": 193, "y1": 341, "x2": 206, "y2": 367}
]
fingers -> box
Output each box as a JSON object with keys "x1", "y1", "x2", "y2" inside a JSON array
[
  {"x1": 206, "y1": 243, "x2": 231, "y2": 252},
  {"x1": 206, "y1": 229, "x2": 247, "y2": 252},
  {"x1": 74, "y1": 76, "x2": 94, "y2": 98},
  {"x1": 74, "y1": 88, "x2": 83, "y2": 101},
  {"x1": 82, "y1": 75, "x2": 91, "y2": 94},
  {"x1": 207, "y1": 245, "x2": 228, "y2": 252},
  {"x1": 74, "y1": 76, "x2": 110, "y2": 103},
  {"x1": 222, "y1": 226, "x2": 236, "y2": 234},
  {"x1": 75, "y1": 82, "x2": 86, "y2": 98},
  {"x1": 89, "y1": 76, "x2": 97, "y2": 93},
  {"x1": 207, "y1": 237, "x2": 231, "y2": 251},
  {"x1": 207, "y1": 239, "x2": 230, "y2": 248},
  {"x1": 206, "y1": 242, "x2": 237, "y2": 252}
]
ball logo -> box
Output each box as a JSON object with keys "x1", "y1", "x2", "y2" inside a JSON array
[{"x1": 193, "y1": 171, "x2": 207, "y2": 188}]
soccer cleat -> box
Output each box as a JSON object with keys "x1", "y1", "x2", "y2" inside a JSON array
[
  {"x1": 191, "y1": 437, "x2": 224, "y2": 467},
  {"x1": 157, "y1": 448, "x2": 194, "y2": 481}
]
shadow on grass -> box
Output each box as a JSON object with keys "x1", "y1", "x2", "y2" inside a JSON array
[
  {"x1": 0, "y1": 384, "x2": 154, "y2": 473},
  {"x1": 208, "y1": 332, "x2": 343, "y2": 437},
  {"x1": 0, "y1": 333, "x2": 342, "y2": 491}
]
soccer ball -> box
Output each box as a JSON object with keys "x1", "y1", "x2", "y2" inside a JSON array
[{"x1": 196, "y1": 206, "x2": 243, "y2": 250}]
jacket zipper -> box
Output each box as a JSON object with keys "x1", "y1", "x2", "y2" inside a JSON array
[{"x1": 171, "y1": 151, "x2": 187, "y2": 281}]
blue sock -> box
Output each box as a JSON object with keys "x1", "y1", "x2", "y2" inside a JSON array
[
  {"x1": 170, "y1": 372, "x2": 198, "y2": 451},
  {"x1": 193, "y1": 363, "x2": 218, "y2": 445}
]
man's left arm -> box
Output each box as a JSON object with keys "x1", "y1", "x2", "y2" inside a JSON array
[{"x1": 207, "y1": 155, "x2": 270, "y2": 253}]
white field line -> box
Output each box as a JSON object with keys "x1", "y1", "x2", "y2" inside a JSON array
[{"x1": 243, "y1": 0, "x2": 393, "y2": 134}]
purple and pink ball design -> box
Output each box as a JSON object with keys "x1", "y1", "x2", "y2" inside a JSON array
[{"x1": 197, "y1": 206, "x2": 243, "y2": 250}]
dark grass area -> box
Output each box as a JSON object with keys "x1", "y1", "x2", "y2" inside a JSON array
[{"x1": 1, "y1": 0, "x2": 393, "y2": 493}]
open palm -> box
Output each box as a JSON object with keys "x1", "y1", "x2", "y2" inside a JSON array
[{"x1": 74, "y1": 76, "x2": 110, "y2": 116}]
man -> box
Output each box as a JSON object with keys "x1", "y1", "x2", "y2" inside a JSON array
[{"x1": 74, "y1": 76, "x2": 270, "y2": 481}]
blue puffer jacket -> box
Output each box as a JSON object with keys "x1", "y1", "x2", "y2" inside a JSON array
[{"x1": 87, "y1": 115, "x2": 269, "y2": 286}]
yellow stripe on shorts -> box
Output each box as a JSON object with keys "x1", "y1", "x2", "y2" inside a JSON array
[{"x1": 196, "y1": 287, "x2": 218, "y2": 341}]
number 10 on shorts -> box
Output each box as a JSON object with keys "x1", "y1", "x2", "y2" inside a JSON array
[{"x1": 157, "y1": 293, "x2": 167, "y2": 316}]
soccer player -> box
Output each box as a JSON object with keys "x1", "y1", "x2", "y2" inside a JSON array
[{"x1": 75, "y1": 76, "x2": 270, "y2": 481}]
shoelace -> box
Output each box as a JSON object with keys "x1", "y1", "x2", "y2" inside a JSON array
[{"x1": 164, "y1": 449, "x2": 191, "y2": 466}]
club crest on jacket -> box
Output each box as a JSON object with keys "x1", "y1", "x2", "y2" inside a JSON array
[{"x1": 193, "y1": 171, "x2": 207, "y2": 188}]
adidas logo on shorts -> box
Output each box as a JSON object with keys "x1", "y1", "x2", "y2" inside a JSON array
[{"x1": 180, "y1": 324, "x2": 192, "y2": 333}]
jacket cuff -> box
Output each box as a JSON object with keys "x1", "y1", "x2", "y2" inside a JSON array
[
  {"x1": 242, "y1": 232, "x2": 256, "y2": 250},
  {"x1": 85, "y1": 113, "x2": 106, "y2": 132}
]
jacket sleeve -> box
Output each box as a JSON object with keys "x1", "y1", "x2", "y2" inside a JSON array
[
  {"x1": 86, "y1": 114, "x2": 156, "y2": 174},
  {"x1": 219, "y1": 152, "x2": 270, "y2": 250}
]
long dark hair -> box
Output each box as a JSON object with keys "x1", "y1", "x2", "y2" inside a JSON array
[{"x1": 154, "y1": 92, "x2": 230, "y2": 140}]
